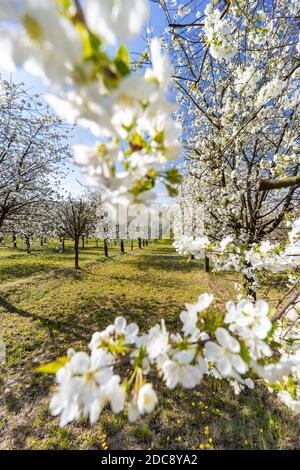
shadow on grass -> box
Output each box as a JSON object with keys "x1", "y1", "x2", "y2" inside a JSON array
[
  {"x1": 1, "y1": 243, "x2": 299, "y2": 449},
  {"x1": 0, "y1": 296, "x2": 93, "y2": 342},
  {"x1": 0, "y1": 247, "x2": 123, "y2": 283},
  {"x1": 0, "y1": 262, "x2": 60, "y2": 282},
  {"x1": 147, "y1": 378, "x2": 300, "y2": 450},
  {"x1": 126, "y1": 253, "x2": 205, "y2": 273}
]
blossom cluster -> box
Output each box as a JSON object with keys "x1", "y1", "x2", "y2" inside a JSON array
[
  {"x1": 173, "y1": 218, "x2": 300, "y2": 286},
  {"x1": 203, "y1": 4, "x2": 237, "y2": 60},
  {"x1": 0, "y1": 0, "x2": 182, "y2": 205},
  {"x1": 169, "y1": 0, "x2": 300, "y2": 268},
  {"x1": 42, "y1": 292, "x2": 300, "y2": 427}
]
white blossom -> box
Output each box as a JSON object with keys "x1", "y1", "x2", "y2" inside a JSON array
[
  {"x1": 162, "y1": 349, "x2": 204, "y2": 389},
  {"x1": 83, "y1": 0, "x2": 149, "y2": 45},
  {"x1": 180, "y1": 293, "x2": 213, "y2": 337},
  {"x1": 50, "y1": 350, "x2": 115, "y2": 426},
  {"x1": 137, "y1": 383, "x2": 158, "y2": 415},
  {"x1": 204, "y1": 328, "x2": 248, "y2": 378}
]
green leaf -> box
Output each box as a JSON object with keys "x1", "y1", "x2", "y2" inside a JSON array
[
  {"x1": 55, "y1": 0, "x2": 72, "y2": 14},
  {"x1": 153, "y1": 130, "x2": 165, "y2": 145},
  {"x1": 114, "y1": 44, "x2": 131, "y2": 77},
  {"x1": 115, "y1": 44, "x2": 130, "y2": 67},
  {"x1": 35, "y1": 357, "x2": 69, "y2": 374},
  {"x1": 165, "y1": 184, "x2": 178, "y2": 197},
  {"x1": 165, "y1": 168, "x2": 182, "y2": 184},
  {"x1": 22, "y1": 14, "x2": 43, "y2": 42},
  {"x1": 239, "y1": 340, "x2": 251, "y2": 365},
  {"x1": 287, "y1": 376, "x2": 298, "y2": 400},
  {"x1": 130, "y1": 173, "x2": 156, "y2": 195}
]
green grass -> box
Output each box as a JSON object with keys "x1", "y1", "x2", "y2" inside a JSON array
[{"x1": 0, "y1": 239, "x2": 299, "y2": 450}]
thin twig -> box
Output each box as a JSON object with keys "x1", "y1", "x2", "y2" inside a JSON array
[{"x1": 272, "y1": 288, "x2": 300, "y2": 322}]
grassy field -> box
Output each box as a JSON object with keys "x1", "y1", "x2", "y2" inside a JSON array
[{"x1": 0, "y1": 239, "x2": 299, "y2": 450}]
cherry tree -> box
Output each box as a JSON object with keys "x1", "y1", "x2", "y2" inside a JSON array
[
  {"x1": 55, "y1": 194, "x2": 99, "y2": 269},
  {"x1": 15, "y1": 205, "x2": 49, "y2": 254},
  {"x1": 0, "y1": 196, "x2": 57, "y2": 252},
  {"x1": 0, "y1": 79, "x2": 71, "y2": 231},
  {"x1": 159, "y1": 0, "x2": 299, "y2": 248}
]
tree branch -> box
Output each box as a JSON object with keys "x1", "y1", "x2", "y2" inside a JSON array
[{"x1": 257, "y1": 176, "x2": 300, "y2": 191}]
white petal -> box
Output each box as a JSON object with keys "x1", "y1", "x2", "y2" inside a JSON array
[
  {"x1": 91, "y1": 349, "x2": 113, "y2": 370},
  {"x1": 216, "y1": 357, "x2": 232, "y2": 377},
  {"x1": 0, "y1": 0, "x2": 19, "y2": 21},
  {"x1": 225, "y1": 301, "x2": 237, "y2": 323},
  {"x1": 162, "y1": 361, "x2": 179, "y2": 389},
  {"x1": 59, "y1": 402, "x2": 79, "y2": 428},
  {"x1": 114, "y1": 316, "x2": 126, "y2": 334},
  {"x1": 124, "y1": 323, "x2": 139, "y2": 342},
  {"x1": 182, "y1": 365, "x2": 202, "y2": 388},
  {"x1": 70, "y1": 352, "x2": 90, "y2": 374},
  {"x1": 128, "y1": 400, "x2": 139, "y2": 422},
  {"x1": 204, "y1": 341, "x2": 223, "y2": 361},
  {"x1": 94, "y1": 368, "x2": 113, "y2": 384},
  {"x1": 231, "y1": 354, "x2": 248, "y2": 374},
  {"x1": 197, "y1": 293, "x2": 214, "y2": 311},
  {"x1": 89, "y1": 399, "x2": 102, "y2": 425},
  {"x1": 244, "y1": 378, "x2": 255, "y2": 389},
  {"x1": 197, "y1": 355, "x2": 208, "y2": 375},
  {"x1": 216, "y1": 328, "x2": 240, "y2": 353},
  {"x1": 173, "y1": 349, "x2": 195, "y2": 365},
  {"x1": 255, "y1": 300, "x2": 269, "y2": 316}
]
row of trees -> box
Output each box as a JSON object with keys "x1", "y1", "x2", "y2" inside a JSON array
[
  {"x1": 0, "y1": 78, "x2": 154, "y2": 269},
  {"x1": 0, "y1": 193, "x2": 154, "y2": 269}
]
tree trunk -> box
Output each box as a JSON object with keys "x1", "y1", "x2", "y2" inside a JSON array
[
  {"x1": 12, "y1": 233, "x2": 17, "y2": 249},
  {"x1": 138, "y1": 238, "x2": 142, "y2": 249},
  {"x1": 120, "y1": 240, "x2": 125, "y2": 254},
  {"x1": 40, "y1": 239, "x2": 44, "y2": 247},
  {"x1": 142, "y1": 239, "x2": 145, "y2": 247},
  {"x1": 25, "y1": 237, "x2": 31, "y2": 254},
  {"x1": 131, "y1": 240, "x2": 134, "y2": 250},
  {"x1": 62, "y1": 237, "x2": 65, "y2": 251},
  {"x1": 104, "y1": 240, "x2": 109, "y2": 258},
  {"x1": 145, "y1": 240, "x2": 148, "y2": 246},
  {"x1": 205, "y1": 254, "x2": 210, "y2": 273},
  {"x1": 74, "y1": 238, "x2": 79, "y2": 269},
  {"x1": 82, "y1": 236, "x2": 85, "y2": 248},
  {"x1": 243, "y1": 274, "x2": 257, "y2": 301}
]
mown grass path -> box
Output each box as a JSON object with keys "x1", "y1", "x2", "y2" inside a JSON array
[{"x1": 0, "y1": 241, "x2": 299, "y2": 450}]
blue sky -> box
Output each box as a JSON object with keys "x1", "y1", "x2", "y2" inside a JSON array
[{"x1": 0, "y1": 1, "x2": 172, "y2": 201}]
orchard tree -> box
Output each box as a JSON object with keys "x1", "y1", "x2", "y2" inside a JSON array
[
  {"x1": 0, "y1": 197, "x2": 55, "y2": 252},
  {"x1": 0, "y1": 79, "x2": 72, "y2": 230},
  {"x1": 55, "y1": 194, "x2": 99, "y2": 269},
  {"x1": 10, "y1": 198, "x2": 55, "y2": 253},
  {"x1": 157, "y1": 0, "x2": 300, "y2": 248}
]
